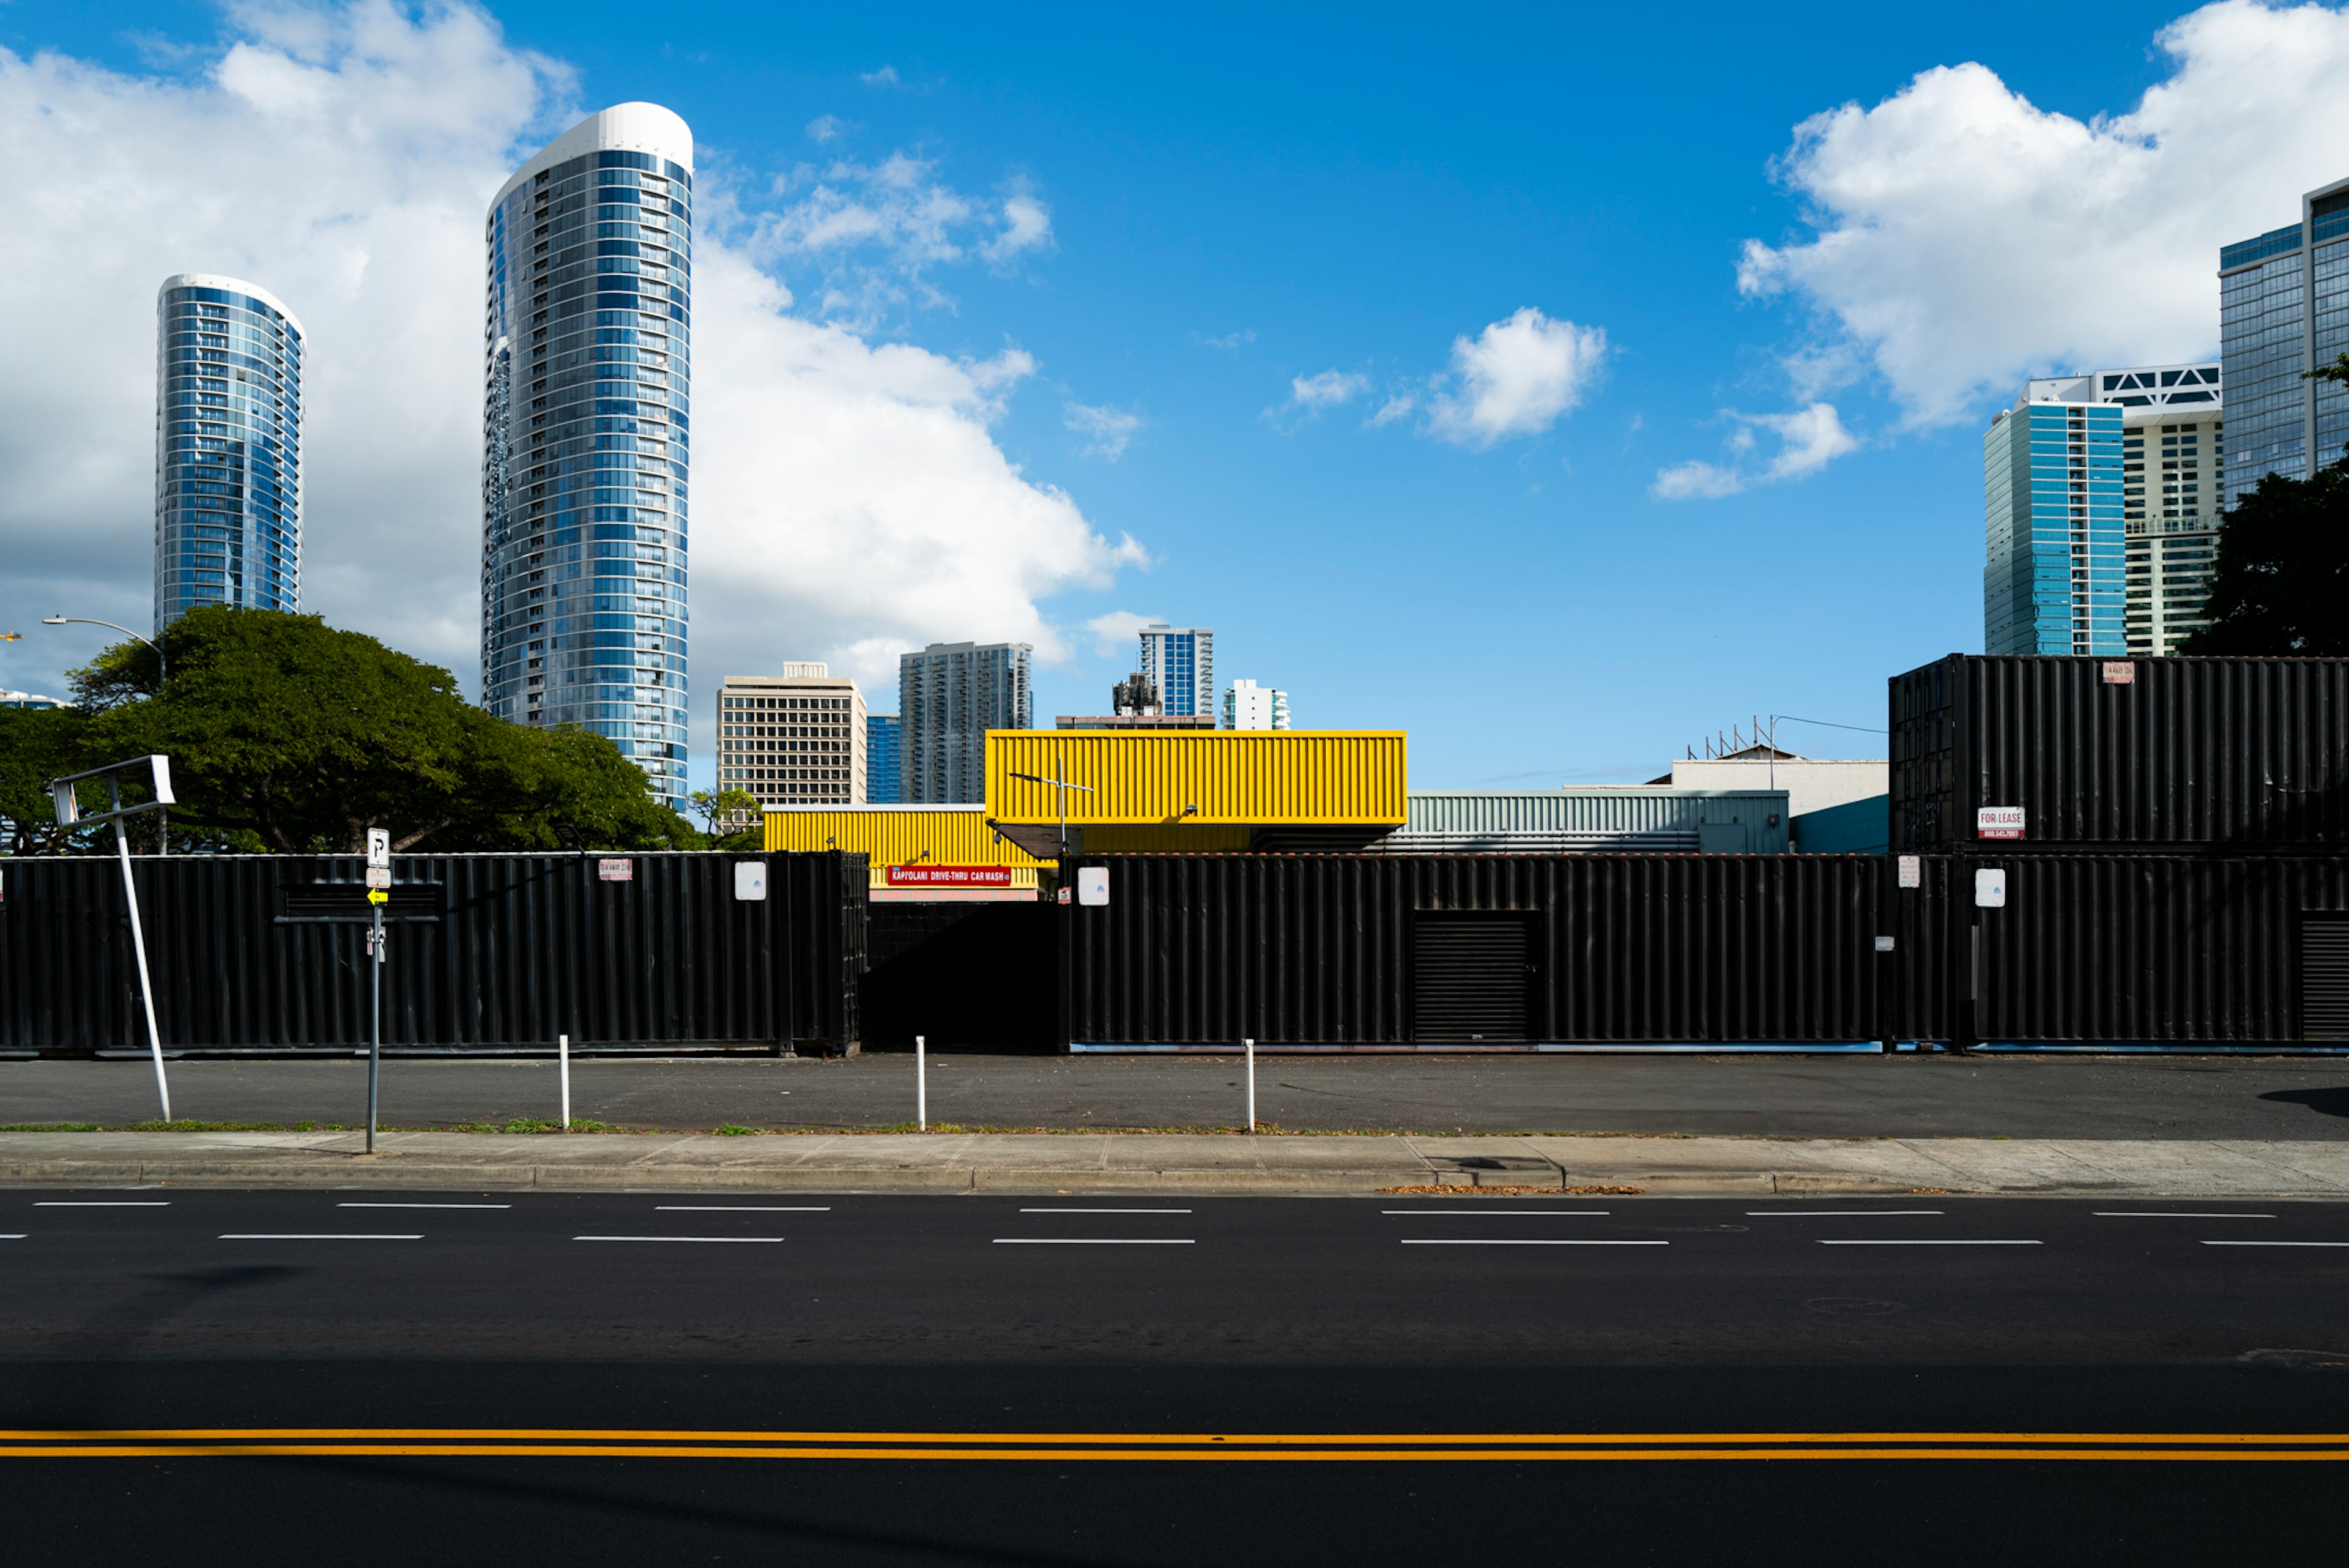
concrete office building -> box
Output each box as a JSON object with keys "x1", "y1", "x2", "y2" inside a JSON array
[
  {"x1": 2221, "y1": 175, "x2": 2349, "y2": 502},
  {"x1": 1138, "y1": 623, "x2": 1214, "y2": 719},
  {"x1": 1222, "y1": 678, "x2": 1290, "y2": 730},
  {"x1": 480, "y1": 103, "x2": 693, "y2": 808},
  {"x1": 900, "y1": 641, "x2": 1033, "y2": 803},
  {"x1": 717, "y1": 666, "x2": 865, "y2": 808},
  {"x1": 154, "y1": 274, "x2": 303, "y2": 631},
  {"x1": 866, "y1": 713, "x2": 902, "y2": 804}
]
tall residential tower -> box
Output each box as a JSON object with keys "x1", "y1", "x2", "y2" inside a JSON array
[
  {"x1": 1137, "y1": 623, "x2": 1214, "y2": 719},
  {"x1": 899, "y1": 641, "x2": 1032, "y2": 803},
  {"x1": 481, "y1": 103, "x2": 692, "y2": 807},
  {"x1": 2220, "y1": 174, "x2": 2349, "y2": 502},
  {"x1": 154, "y1": 274, "x2": 303, "y2": 631},
  {"x1": 1983, "y1": 365, "x2": 2221, "y2": 658}
]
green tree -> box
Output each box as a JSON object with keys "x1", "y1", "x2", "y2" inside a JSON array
[
  {"x1": 2181, "y1": 450, "x2": 2349, "y2": 656},
  {"x1": 689, "y1": 785, "x2": 762, "y2": 845},
  {"x1": 74, "y1": 606, "x2": 699, "y2": 852},
  {"x1": 0, "y1": 704, "x2": 100, "y2": 855}
]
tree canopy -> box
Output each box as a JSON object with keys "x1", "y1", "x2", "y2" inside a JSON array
[
  {"x1": 4, "y1": 606, "x2": 700, "y2": 854},
  {"x1": 2181, "y1": 449, "x2": 2349, "y2": 656}
]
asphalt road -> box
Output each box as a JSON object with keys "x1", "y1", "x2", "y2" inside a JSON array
[
  {"x1": 9, "y1": 1049, "x2": 2349, "y2": 1137},
  {"x1": 4, "y1": 1187, "x2": 2347, "y2": 1563}
]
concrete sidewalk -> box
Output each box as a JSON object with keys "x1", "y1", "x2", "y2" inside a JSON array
[{"x1": 4, "y1": 1129, "x2": 2349, "y2": 1198}]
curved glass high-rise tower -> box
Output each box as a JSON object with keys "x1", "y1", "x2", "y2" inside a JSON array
[
  {"x1": 482, "y1": 103, "x2": 692, "y2": 808},
  {"x1": 154, "y1": 273, "x2": 304, "y2": 631}
]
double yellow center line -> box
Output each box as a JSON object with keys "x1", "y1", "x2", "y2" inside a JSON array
[{"x1": 1, "y1": 1429, "x2": 2343, "y2": 1461}]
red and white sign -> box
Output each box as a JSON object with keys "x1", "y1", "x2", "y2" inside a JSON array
[
  {"x1": 363, "y1": 866, "x2": 393, "y2": 890},
  {"x1": 1976, "y1": 806, "x2": 2027, "y2": 841},
  {"x1": 598, "y1": 858, "x2": 633, "y2": 882},
  {"x1": 2102, "y1": 661, "x2": 2136, "y2": 685},
  {"x1": 886, "y1": 864, "x2": 1015, "y2": 888}
]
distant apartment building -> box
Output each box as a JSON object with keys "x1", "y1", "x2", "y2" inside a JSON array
[
  {"x1": 1, "y1": 689, "x2": 71, "y2": 710},
  {"x1": 1137, "y1": 623, "x2": 1214, "y2": 719},
  {"x1": 155, "y1": 273, "x2": 304, "y2": 632},
  {"x1": 900, "y1": 641, "x2": 1032, "y2": 803},
  {"x1": 1221, "y1": 678, "x2": 1290, "y2": 730},
  {"x1": 716, "y1": 664, "x2": 866, "y2": 809},
  {"x1": 866, "y1": 713, "x2": 902, "y2": 804},
  {"x1": 1984, "y1": 364, "x2": 2222, "y2": 657},
  {"x1": 2220, "y1": 174, "x2": 2349, "y2": 502}
]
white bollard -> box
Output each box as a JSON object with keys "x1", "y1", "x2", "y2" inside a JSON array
[
  {"x1": 1245, "y1": 1037, "x2": 1255, "y2": 1132},
  {"x1": 916, "y1": 1034, "x2": 927, "y2": 1131},
  {"x1": 559, "y1": 1033, "x2": 571, "y2": 1129}
]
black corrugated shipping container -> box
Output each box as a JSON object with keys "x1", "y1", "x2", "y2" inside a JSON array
[
  {"x1": 1061, "y1": 854, "x2": 1900, "y2": 1048},
  {"x1": 1890, "y1": 654, "x2": 2349, "y2": 853},
  {"x1": 1060, "y1": 851, "x2": 2349, "y2": 1049},
  {"x1": 0, "y1": 852, "x2": 865, "y2": 1054}
]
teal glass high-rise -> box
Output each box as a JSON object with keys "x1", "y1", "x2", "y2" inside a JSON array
[
  {"x1": 154, "y1": 274, "x2": 303, "y2": 631},
  {"x1": 481, "y1": 103, "x2": 692, "y2": 809},
  {"x1": 1983, "y1": 392, "x2": 2126, "y2": 656}
]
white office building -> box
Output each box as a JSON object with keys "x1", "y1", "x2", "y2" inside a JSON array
[
  {"x1": 1221, "y1": 678, "x2": 1290, "y2": 731},
  {"x1": 718, "y1": 666, "x2": 867, "y2": 809}
]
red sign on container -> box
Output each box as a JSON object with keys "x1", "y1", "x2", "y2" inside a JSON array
[
  {"x1": 885, "y1": 864, "x2": 1015, "y2": 888},
  {"x1": 598, "y1": 858, "x2": 634, "y2": 882}
]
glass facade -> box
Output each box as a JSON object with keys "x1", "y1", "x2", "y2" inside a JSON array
[
  {"x1": 2219, "y1": 178, "x2": 2349, "y2": 505},
  {"x1": 899, "y1": 642, "x2": 1033, "y2": 803},
  {"x1": 1137, "y1": 624, "x2": 1215, "y2": 718},
  {"x1": 1983, "y1": 402, "x2": 2124, "y2": 656},
  {"x1": 154, "y1": 275, "x2": 303, "y2": 631},
  {"x1": 482, "y1": 105, "x2": 692, "y2": 809},
  {"x1": 866, "y1": 714, "x2": 902, "y2": 804}
]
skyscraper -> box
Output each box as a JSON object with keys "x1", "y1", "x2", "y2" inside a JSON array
[
  {"x1": 866, "y1": 713, "x2": 902, "y2": 804},
  {"x1": 1137, "y1": 623, "x2": 1214, "y2": 718},
  {"x1": 1983, "y1": 365, "x2": 2221, "y2": 658},
  {"x1": 481, "y1": 103, "x2": 692, "y2": 808},
  {"x1": 2220, "y1": 174, "x2": 2349, "y2": 504},
  {"x1": 899, "y1": 641, "x2": 1032, "y2": 803},
  {"x1": 154, "y1": 274, "x2": 303, "y2": 631}
]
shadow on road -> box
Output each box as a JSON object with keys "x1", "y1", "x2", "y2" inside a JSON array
[{"x1": 2258, "y1": 1087, "x2": 2349, "y2": 1119}]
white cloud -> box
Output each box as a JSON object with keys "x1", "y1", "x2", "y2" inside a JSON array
[
  {"x1": 1740, "y1": 0, "x2": 2349, "y2": 426},
  {"x1": 804, "y1": 114, "x2": 846, "y2": 143},
  {"x1": 1063, "y1": 401, "x2": 1142, "y2": 460},
  {"x1": 1193, "y1": 329, "x2": 1255, "y2": 351},
  {"x1": 1083, "y1": 610, "x2": 1160, "y2": 660},
  {"x1": 1367, "y1": 393, "x2": 1417, "y2": 427},
  {"x1": 1424, "y1": 307, "x2": 1609, "y2": 447},
  {"x1": 1288, "y1": 370, "x2": 1369, "y2": 409},
  {"x1": 1650, "y1": 403, "x2": 1860, "y2": 499},
  {"x1": 860, "y1": 65, "x2": 900, "y2": 87},
  {"x1": 0, "y1": 1, "x2": 1145, "y2": 758},
  {"x1": 748, "y1": 154, "x2": 1055, "y2": 323}
]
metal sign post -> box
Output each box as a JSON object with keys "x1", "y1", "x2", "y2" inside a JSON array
[
  {"x1": 365, "y1": 828, "x2": 390, "y2": 1153},
  {"x1": 48, "y1": 756, "x2": 176, "y2": 1121}
]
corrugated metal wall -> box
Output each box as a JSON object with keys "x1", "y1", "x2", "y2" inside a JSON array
[
  {"x1": 1387, "y1": 789, "x2": 1791, "y2": 853},
  {"x1": 0, "y1": 852, "x2": 864, "y2": 1053},
  {"x1": 1061, "y1": 851, "x2": 2349, "y2": 1047},
  {"x1": 987, "y1": 730, "x2": 1408, "y2": 825},
  {"x1": 1891, "y1": 654, "x2": 2349, "y2": 852},
  {"x1": 764, "y1": 806, "x2": 1046, "y2": 888},
  {"x1": 1064, "y1": 854, "x2": 1893, "y2": 1046}
]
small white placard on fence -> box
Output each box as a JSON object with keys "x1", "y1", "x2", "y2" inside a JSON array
[
  {"x1": 1975, "y1": 868, "x2": 2007, "y2": 908},
  {"x1": 1897, "y1": 854, "x2": 1921, "y2": 888},
  {"x1": 2102, "y1": 661, "x2": 2136, "y2": 685},
  {"x1": 363, "y1": 866, "x2": 392, "y2": 890},
  {"x1": 599, "y1": 858, "x2": 633, "y2": 882},
  {"x1": 1874, "y1": 935, "x2": 1896, "y2": 953},
  {"x1": 734, "y1": 861, "x2": 768, "y2": 902},
  {"x1": 1077, "y1": 866, "x2": 1110, "y2": 907},
  {"x1": 366, "y1": 828, "x2": 391, "y2": 869}
]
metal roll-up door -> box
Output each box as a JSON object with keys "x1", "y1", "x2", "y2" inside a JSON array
[
  {"x1": 1412, "y1": 916, "x2": 1530, "y2": 1043},
  {"x1": 2305, "y1": 913, "x2": 2349, "y2": 1042}
]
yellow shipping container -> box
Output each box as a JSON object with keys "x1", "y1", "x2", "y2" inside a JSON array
[
  {"x1": 985, "y1": 730, "x2": 1407, "y2": 826},
  {"x1": 762, "y1": 805, "x2": 1046, "y2": 890}
]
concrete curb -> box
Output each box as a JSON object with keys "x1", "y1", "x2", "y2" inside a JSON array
[{"x1": 2, "y1": 1131, "x2": 2348, "y2": 1197}]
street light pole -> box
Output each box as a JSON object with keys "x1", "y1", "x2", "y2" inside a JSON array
[{"x1": 43, "y1": 616, "x2": 169, "y2": 855}]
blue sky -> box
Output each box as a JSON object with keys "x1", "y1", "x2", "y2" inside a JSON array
[{"x1": 7, "y1": 1, "x2": 2347, "y2": 789}]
